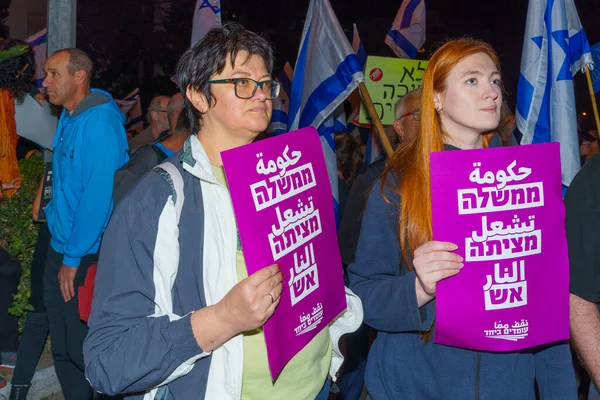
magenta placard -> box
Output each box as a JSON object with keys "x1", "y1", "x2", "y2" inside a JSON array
[
  {"x1": 430, "y1": 142, "x2": 569, "y2": 351},
  {"x1": 221, "y1": 127, "x2": 347, "y2": 378}
]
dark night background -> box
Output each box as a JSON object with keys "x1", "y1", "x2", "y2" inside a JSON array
[{"x1": 11, "y1": 0, "x2": 597, "y2": 127}]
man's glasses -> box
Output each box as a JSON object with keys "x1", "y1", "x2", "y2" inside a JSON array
[
  {"x1": 398, "y1": 108, "x2": 420, "y2": 122},
  {"x1": 207, "y1": 78, "x2": 281, "y2": 100}
]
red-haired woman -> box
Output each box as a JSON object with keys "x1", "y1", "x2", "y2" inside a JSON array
[{"x1": 348, "y1": 38, "x2": 576, "y2": 399}]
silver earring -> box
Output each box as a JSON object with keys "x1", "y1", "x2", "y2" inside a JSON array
[{"x1": 435, "y1": 107, "x2": 441, "y2": 114}]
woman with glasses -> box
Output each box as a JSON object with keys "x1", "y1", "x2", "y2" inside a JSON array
[
  {"x1": 83, "y1": 23, "x2": 361, "y2": 400},
  {"x1": 348, "y1": 38, "x2": 576, "y2": 399}
]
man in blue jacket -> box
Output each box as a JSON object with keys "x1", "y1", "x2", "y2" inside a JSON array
[{"x1": 41, "y1": 48, "x2": 129, "y2": 400}]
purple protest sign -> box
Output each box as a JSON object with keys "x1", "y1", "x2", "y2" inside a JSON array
[
  {"x1": 430, "y1": 142, "x2": 569, "y2": 351},
  {"x1": 221, "y1": 127, "x2": 347, "y2": 378}
]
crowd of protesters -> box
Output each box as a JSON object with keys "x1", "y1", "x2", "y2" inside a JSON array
[{"x1": 0, "y1": 22, "x2": 599, "y2": 400}]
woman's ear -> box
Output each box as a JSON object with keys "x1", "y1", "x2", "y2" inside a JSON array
[
  {"x1": 186, "y1": 87, "x2": 209, "y2": 114},
  {"x1": 433, "y1": 92, "x2": 443, "y2": 114}
]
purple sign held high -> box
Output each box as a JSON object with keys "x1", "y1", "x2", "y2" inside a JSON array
[
  {"x1": 430, "y1": 142, "x2": 569, "y2": 352},
  {"x1": 221, "y1": 127, "x2": 347, "y2": 378}
]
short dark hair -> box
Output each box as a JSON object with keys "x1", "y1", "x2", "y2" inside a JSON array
[
  {"x1": 0, "y1": 39, "x2": 35, "y2": 103},
  {"x1": 335, "y1": 131, "x2": 363, "y2": 187},
  {"x1": 54, "y1": 48, "x2": 93, "y2": 87},
  {"x1": 176, "y1": 22, "x2": 275, "y2": 135}
]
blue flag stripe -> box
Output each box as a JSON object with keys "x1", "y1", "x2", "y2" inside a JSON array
[
  {"x1": 27, "y1": 33, "x2": 47, "y2": 48},
  {"x1": 125, "y1": 115, "x2": 144, "y2": 130},
  {"x1": 271, "y1": 109, "x2": 288, "y2": 123},
  {"x1": 400, "y1": 0, "x2": 421, "y2": 29},
  {"x1": 279, "y1": 72, "x2": 293, "y2": 95},
  {"x1": 288, "y1": 24, "x2": 312, "y2": 128},
  {"x1": 591, "y1": 42, "x2": 600, "y2": 93},
  {"x1": 298, "y1": 54, "x2": 362, "y2": 129},
  {"x1": 386, "y1": 30, "x2": 418, "y2": 59},
  {"x1": 357, "y1": 43, "x2": 367, "y2": 69}
]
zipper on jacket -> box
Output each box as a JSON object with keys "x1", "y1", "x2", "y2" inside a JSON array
[{"x1": 474, "y1": 353, "x2": 481, "y2": 400}]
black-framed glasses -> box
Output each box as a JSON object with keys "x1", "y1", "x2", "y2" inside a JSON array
[
  {"x1": 207, "y1": 78, "x2": 281, "y2": 100},
  {"x1": 398, "y1": 108, "x2": 420, "y2": 122}
]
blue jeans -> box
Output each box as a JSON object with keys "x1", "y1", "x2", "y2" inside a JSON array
[{"x1": 315, "y1": 379, "x2": 331, "y2": 400}]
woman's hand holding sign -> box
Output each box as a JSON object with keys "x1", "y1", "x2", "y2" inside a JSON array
[
  {"x1": 217, "y1": 264, "x2": 283, "y2": 332},
  {"x1": 413, "y1": 241, "x2": 463, "y2": 307},
  {"x1": 191, "y1": 264, "x2": 283, "y2": 351}
]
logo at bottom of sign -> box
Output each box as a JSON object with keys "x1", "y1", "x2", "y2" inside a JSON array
[
  {"x1": 294, "y1": 303, "x2": 324, "y2": 336},
  {"x1": 484, "y1": 319, "x2": 529, "y2": 342}
]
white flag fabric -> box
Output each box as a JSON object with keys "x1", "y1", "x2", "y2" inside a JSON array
[
  {"x1": 349, "y1": 23, "x2": 382, "y2": 163},
  {"x1": 348, "y1": 23, "x2": 366, "y2": 137},
  {"x1": 288, "y1": 0, "x2": 364, "y2": 220},
  {"x1": 269, "y1": 62, "x2": 294, "y2": 135},
  {"x1": 191, "y1": 0, "x2": 222, "y2": 46},
  {"x1": 516, "y1": 0, "x2": 593, "y2": 187},
  {"x1": 25, "y1": 28, "x2": 47, "y2": 89},
  {"x1": 288, "y1": 0, "x2": 364, "y2": 132},
  {"x1": 384, "y1": 0, "x2": 426, "y2": 59}
]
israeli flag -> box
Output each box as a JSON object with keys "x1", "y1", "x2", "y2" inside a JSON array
[
  {"x1": 347, "y1": 24, "x2": 366, "y2": 139},
  {"x1": 288, "y1": 0, "x2": 364, "y2": 220},
  {"x1": 191, "y1": 0, "x2": 221, "y2": 46},
  {"x1": 384, "y1": 0, "x2": 426, "y2": 59},
  {"x1": 269, "y1": 62, "x2": 293, "y2": 135},
  {"x1": 516, "y1": 0, "x2": 593, "y2": 187},
  {"x1": 25, "y1": 29, "x2": 47, "y2": 89},
  {"x1": 116, "y1": 88, "x2": 143, "y2": 132},
  {"x1": 352, "y1": 23, "x2": 368, "y2": 70}
]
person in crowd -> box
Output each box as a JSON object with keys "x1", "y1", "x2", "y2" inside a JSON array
[
  {"x1": 0, "y1": 38, "x2": 41, "y2": 394},
  {"x1": 8, "y1": 171, "x2": 52, "y2": 400},
  {"x1": 84, "y1": 23, "x2": 362, "y2": 400},
  {"x1": 348, "y1": 38, "x2": 576, "y2": 399},
  {"x1": 566, "y1": 152, "x2": 600, "y2": 400},
  {"x1": 335, "y1": 88, "x2": 422, "y2": 400},
  {"x1": 113, "y1": 112, "x2": 191, "y2": 204},
  {"x1": 0, "y1": 247, "x2": 21, "y2": 371},
  {"x1": 41, "y1": 47, "x2": 129, "y2": 400},
  {"x1": 0, "y1": 39, "x2": 36, "y2": 200},
  {"x1": 392, "y1": 88, "x2": 421, "y2": 144},
  {"x1": 335, "y1": 131, "x2": 363, "y2": 223},
  {"x1": 8, "y1": 223, "x2": 51, "y2": 400},
  {"x1": 167, "y1": 92, "x2": 185, "y2": 133},
  {"x1": 578, "y1": 130, "x2": 600, "y2": 166},
  {"x1": 339, "y1": 88, "x2": 421, "y2": 274},
  {"x1": 127, "y1": 94, "x2": 170, "y2": 152}
]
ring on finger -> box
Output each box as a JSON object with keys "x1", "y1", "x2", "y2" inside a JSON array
[{"x1": 267, "y1": 293, "x2": 274, "y2": 304}]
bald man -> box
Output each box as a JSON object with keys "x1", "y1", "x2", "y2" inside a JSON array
[
  {"x1": 166, "y1": 93, "x2": 184, "y2": 133},
  {"x1": 128, "y1": 95, "x2": 170, "y2": 152},
  {"x1": 392, "y1": 88, "x2": 420, "y2": 143}
]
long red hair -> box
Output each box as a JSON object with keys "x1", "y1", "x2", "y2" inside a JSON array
[{"x1": 381, "y1": 38, "x2": 500, "y2": 269}]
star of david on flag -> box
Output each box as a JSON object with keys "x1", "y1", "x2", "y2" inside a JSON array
[
  {"x1": 199, "y1": 0, "x2": 220, "y2": 13},
  {"x1": 516, "y1": 0, "x2": 593, "y2": 187},
  {"x1": 191, "y1": 0, "x2": 222, "y2": 46}
]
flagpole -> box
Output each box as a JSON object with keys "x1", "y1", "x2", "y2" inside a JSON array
[
  {"x1": 585, "y1": 66, "x2": 600, "y2": 134},
  {"x1": 358, "y1": 82, "x2": 394, "y2": 158}
]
